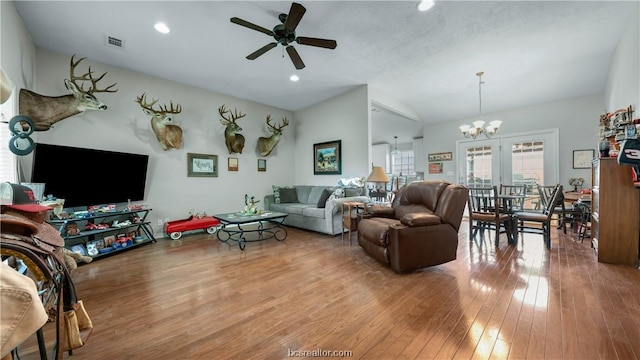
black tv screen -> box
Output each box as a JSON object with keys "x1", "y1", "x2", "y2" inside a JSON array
[{"x1": 31, "y1": 143, "x2": 149, "y2": 208}]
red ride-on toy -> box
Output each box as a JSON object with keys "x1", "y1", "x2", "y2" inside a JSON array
[{"x1": 164, "y1": 213, "x2": 221, "y2": 240}]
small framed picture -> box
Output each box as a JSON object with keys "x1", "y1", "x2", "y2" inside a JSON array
[
  {"x1": 428, "y1": 162, "x2": 443, "y2": 174},
  {"x1": 228, "y1": 157, "x2": 239, "y2": 171},
  {"x1": 187, "y1": 153, "x2": 218, "y2": 177},
  {"x1": 103, "y1": 235, "x2": 116, "y2": 248},
  {"x1": 70, "y1": 244, "x2": 87, "y2": 256},
  {"x1": 257, "y1": 159, "x2": 266, "y2": 172},
  {"x1": 573, "y1": 149, "x2": 595, "y2": 169}
]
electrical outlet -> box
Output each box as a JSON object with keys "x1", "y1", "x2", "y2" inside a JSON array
[{"x1": 157, "y1": 219, "x2": 163, "y2": 226}]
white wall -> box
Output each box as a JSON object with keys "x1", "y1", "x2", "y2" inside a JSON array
[
  {"x1": 0, "y1": 1, "x2": 36, "y2": 104},
  {"x1": 20, "y1": 49, "x2": 296, "y2": 236},
  {"x1": 293, "y1": 85, "x2": 370, "y2": 185},
  {"x1": 421, "y1": 94, "x2": 603, "y2": 188},
  {"x1": 605, "y1": 4, "x2": 639, "y2": 115}
]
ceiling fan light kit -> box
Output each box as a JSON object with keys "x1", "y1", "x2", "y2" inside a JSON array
[
  {"x1": 460, "y1": 71, "x2": 502, "y2": 139},
  {"x1": 230, "y1": 2, "x2": 337, "y2": 70}
]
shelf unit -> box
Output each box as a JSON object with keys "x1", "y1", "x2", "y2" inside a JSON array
[
  {"x1": 49, "y1": 208, "x2": 156, "y2": 260},
  {"x1": 591, "y1": 158, "x2": 639, "y2": 266}
]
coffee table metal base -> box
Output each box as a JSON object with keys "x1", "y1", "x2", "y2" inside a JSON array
[{"x1": 213, "y1": 212, "x2": 288, "y2": 250}]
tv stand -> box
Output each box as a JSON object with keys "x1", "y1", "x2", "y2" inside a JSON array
[{"x1": 49, "y1": 207, "x2": 156, "y2": 261}]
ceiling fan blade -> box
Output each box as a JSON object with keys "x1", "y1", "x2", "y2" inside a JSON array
[
  {"x1": 230, "y1": 17, "x2": 273, "y2": 36},
  {"x1": 284, "y1": 2, "x2": 306, "y2": 32},
  {"x1": 247, "y1": 43, "x2": 278, "y2": 60},
  {"x1": 296, "y1": 37, "x2": 337, "y2": 49},
  {"x1": 286, "y1": 46, "x2": 305, "y2": 70}
]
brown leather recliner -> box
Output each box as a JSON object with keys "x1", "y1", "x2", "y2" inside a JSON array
[{"x1": 357, "y1": 180, "x2": 469, "y2": 273}]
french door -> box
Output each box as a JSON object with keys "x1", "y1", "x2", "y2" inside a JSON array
[{"x1": 457, "y1": 129, "x2": 559, "y2": 199}]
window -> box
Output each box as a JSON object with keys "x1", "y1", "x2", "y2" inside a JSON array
[
  {"x1": 465, "y1": 146, "x2": 493, "y2": 187},
  {"x1": 392, "y1": 150, "x2": 414, "y2": 176},
  {"x1": 511, "y1": 141, "x2": 544, "y2": 194}
]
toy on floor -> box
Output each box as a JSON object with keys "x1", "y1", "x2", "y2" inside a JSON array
[
  {"x1": 63, "y1": 247, "x2": 93, "y2": 272},
  {"x1": 164, "y1": 211, "x2": 221, "y2": 240}
]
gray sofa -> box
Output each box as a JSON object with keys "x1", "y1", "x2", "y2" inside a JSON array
[{"x1": 264, "y1": 185, "x2": 369, "y2": 235}]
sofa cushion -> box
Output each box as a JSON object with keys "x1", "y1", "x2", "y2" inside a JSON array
[
  {"x1": 273, "y1": 185, "x2": 299, "y2": 204},
  {"x1": 316, "y1": 188, "x2": 333, "y2": 208},
  {"x1": 284, "y1": 204, "x2": 308, "y2": 215},
  {"x1": 307, "y1": 186, "x2": 326, "y2": 205},
  {"x1": 302, "y1": 207, "x2": 325, "y2": 219}
]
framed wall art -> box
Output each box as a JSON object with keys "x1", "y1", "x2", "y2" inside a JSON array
[
  {"x1": 428, "y1": 152, "x2": 453, "y2": 162},
  {"x1": 314, "y1": 140, "x2": 342, "y2": 175},
  {"x1": 228, "y1": 157, "x2": 239, "y2": 171},
  {"x1": 257, "y1": 159, "x2": 266, "y2": 172},
  {"x1": 187, "y1": 153, "x2": 218, "y2": 177},
  {"x1": 428, "y1": 162, "x2": 443, "y2": 174},
  {"x1": 573, "y1": 149, "x2": 594, "y2": 169}
]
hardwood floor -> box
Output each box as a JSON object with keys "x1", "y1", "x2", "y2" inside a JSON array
[{"x1": 15, "y1": 221, "x2": 640, "y2": 359}]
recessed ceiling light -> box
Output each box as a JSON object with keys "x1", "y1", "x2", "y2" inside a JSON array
[
  {"x1": 154, "y1": 22, "x2": 170, "y2": 34},
  {"x1": 417, "y1": 0, "x2": 435, "y2": 12},
  {"x1": 290, "y1": 75, "x2": 299, "y2": 82}
]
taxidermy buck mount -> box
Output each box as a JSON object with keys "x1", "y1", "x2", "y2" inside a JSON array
[
  {"x1": 18, "y1": 54, "x2": 117, "y2": 131},
  {"x1": 136, "y1": 93, "x2": 183, "y2": 151},
  {"x1": 257, "y1": 115, "x2": 289, "y2": 156},
  {"x1": 219, "y1": 105, "x2": 246, "y2": 154}
]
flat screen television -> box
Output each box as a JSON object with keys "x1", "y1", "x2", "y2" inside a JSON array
[{"x1": 31, "y1": 143, "x2": 149, "y2": 208}]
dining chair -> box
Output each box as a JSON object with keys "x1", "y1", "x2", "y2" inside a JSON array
[
  {"x1": 499, "y1": 184, "x2": 527, "y2": 211},
  {"x1": 537, "y1": 184, "x2": 569, "y2": 229},
  {"x1": 468, "y1": 186, "x2": 514, "y2": 247},
  {"x1": 515, "y1": 184, "x2": 562, "y2": 249}
]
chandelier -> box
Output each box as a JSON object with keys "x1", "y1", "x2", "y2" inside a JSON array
[{"x1": 459, "y1": 71, "x2": 502, "y2": 139}]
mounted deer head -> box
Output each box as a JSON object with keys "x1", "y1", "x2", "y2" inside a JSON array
[
  {"x1": 136, "y1": 93, "x2": 183, "y2": 151},
  {"x1": 219, "y1": 104, "x2": 246, "y2": 154},
  {"x1": 18, "y1": 54, "x2": 117, "y2": 131},
  {"x1": 257, "y1": 115, "x2": 289, "y2": 156}
]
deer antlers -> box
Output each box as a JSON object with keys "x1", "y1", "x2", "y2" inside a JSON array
[
  {"x1": 265, "y1": 115, "x2": 289, "y2": 132},
  {"x1": 69, "y1": 54, "x2": 118, "y2": 94},
  {"x1": 218, "y1": 104, "x2": 246, "y2": 124},
  {"x1": 136, "y1": 93, "x2": 182, "y2": 114}
]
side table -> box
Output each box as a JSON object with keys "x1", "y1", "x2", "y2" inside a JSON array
[{"x1": 341, "y1": 201, "x2": 365, "y2": 245}]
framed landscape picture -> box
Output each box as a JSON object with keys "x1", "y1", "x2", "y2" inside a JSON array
[
  {"x1": 187, "y1": 153, "x2": 218, "y2": 177},
  {"x1": 314, "y1": 140, "x2": 342, "y2": 175}
]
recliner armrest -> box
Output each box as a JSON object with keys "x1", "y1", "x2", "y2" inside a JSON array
[
  {"x1": 367, "y1": 205, "x2": 395, "y2": 218},
  {"x1": 400, "y1": 213, "x2": 441, "y2": 227}
]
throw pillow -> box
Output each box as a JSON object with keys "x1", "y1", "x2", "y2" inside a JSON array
[
  {"x1": 279, "y1": 188, "x2": 299, "y2": 203},
  {"x1": 316, "y1": 188, "x2": 333, "y2": 208},
  {"x1": 273, "y1": 185, "x2": 296, "y2": 204},
  {"x1": 333, "y1": 188, "x2": 344, "y2": 198},
  {"x1": 344, "y1": 187, "x2": 363, "y2": 197}
]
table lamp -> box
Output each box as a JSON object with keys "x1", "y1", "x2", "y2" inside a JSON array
[{"x1": 367, "y1": 166, "x2": 389, "y2": 200}]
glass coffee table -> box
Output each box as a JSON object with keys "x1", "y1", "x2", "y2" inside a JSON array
[{"x1": 212, "y1": 211, "x2": 288, "y2": 250}]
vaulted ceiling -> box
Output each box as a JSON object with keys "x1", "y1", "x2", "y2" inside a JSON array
[{"x1": 12, "y1": 1, "x2": 636, "y2": 145}]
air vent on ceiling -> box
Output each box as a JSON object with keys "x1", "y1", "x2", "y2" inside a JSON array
[{"x1": 105, "y1": 35, "x2": 124, "y2": 49}]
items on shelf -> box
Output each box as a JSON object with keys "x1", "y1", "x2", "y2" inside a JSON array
[{"x1": 598, "y1": 105, "x2": 637, "y2": 158}]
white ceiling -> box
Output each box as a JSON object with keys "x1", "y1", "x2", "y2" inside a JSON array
[{"x1": 12, "y1": 1, "x2": 636, "y2": 146}]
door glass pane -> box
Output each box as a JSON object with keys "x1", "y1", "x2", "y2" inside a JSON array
[
  {"x1": 466, "y1": 146, "x2": 492, "y2": 187},
  {"x1": 511, "y1": 141, "x2": 544, "y2": 209}
]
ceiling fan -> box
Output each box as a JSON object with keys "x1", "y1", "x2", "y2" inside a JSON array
[{"x1": 230, "y1": 2, "x2": 337, "y2": 70}]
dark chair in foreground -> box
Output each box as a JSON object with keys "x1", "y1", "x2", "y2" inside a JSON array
[
  {"x1": 514, "y1": 184, "x2": 562, "y2": 249},
  {"x1": 357, "y1": 181, "x2": 468, "y2": 273},
  {"x1": 468, "y1": 186, "x2": 514, "y2": 247}
]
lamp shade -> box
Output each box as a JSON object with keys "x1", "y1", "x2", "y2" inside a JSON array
[{"x1": 367, "y1": 166, "x2": 389, "y2": 183}]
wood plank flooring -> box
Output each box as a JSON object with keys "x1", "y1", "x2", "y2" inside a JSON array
[{"x1": 14, "y1": 221, "x2": 640, "y2": 359}]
